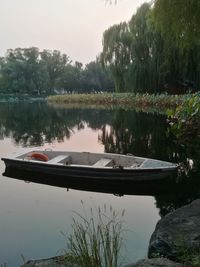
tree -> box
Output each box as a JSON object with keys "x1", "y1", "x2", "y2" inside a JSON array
[
  {"x1": 127, "y1": 3, "x2": 158, "y2": 92},
  {"x1": 0, "y1": 46, "x2": 114, "y2": 94},
  {"x1": 58, "y1": 61, "x2": 84, "y2": 93},
  {"x1": 100, "y1": 1, "x2": 200, "y2": 93},
  {"x1": 100, "y1": 22, "x2": 131, "y2": 92},
  {"x1": 0, "y1": 47, "x2": 50, "y2": 94},
  {"x1": 153, "y1": 0, "x2": 200, "y2": 47},
  {"x1": 0, "y1": 48, "x2": 73, "y2": 95},
  {"x1": 152, "y1": 0, "x2": 200, "y2": 92},
  {"x1": 83, "y1": 61, "x2": 114, "y2": 92},
  {"x1": 40, "y1": 50, "x2": 71, "y2": 92}
]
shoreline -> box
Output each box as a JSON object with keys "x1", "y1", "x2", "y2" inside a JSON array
[
  {"x1": 21, "y1": 199, "x2": 200, "y2": 267},
  {"x1": 47, "y1": 92, "x2": 189, "y2": 111}
]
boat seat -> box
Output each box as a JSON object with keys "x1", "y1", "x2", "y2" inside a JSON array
[
  {"x1": 47, "y1": 155, "x2": 71, "y2": 165},
  {"x1": 93, "y1": 158, "x2": 113, "y2": 167}
]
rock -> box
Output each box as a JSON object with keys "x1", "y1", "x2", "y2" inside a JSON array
[
  {"x1": 148, "y1": 199, "x2": 200, "y2": 260},
  {"x1": 21, "y1": 257, "x2": 182, "y2": 267},
  {"x1": 123, "y1": 258, "x2": 183, "y2": 267},
  {"x1": 20, "y1": 256, "x2": 78, "y2": 267}
]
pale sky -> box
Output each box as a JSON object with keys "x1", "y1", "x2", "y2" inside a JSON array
[{"x1": 0, "y1": 0, "x2": 147, "y2": 64}]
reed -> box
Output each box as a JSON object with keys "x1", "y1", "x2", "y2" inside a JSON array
[{"x1": 64, "y1": 203, "x2": 125, "y2": 267}]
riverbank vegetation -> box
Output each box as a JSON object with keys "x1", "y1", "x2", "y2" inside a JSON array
[
  {"x1": 48, "y1": 92, "x2": 193, "y2": 111},
  {"x1": 168, "y1": 93, "x2": 200, "y2": 138},
  {"x1": 167, "y1": 93, "x2": 200, "y2": 167},
  {"x1": 63, "y1": 204, "x2": 125, "y2": 267}
]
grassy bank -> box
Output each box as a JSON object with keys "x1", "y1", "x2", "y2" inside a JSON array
[{"x1": 48, "y1": 93, "x2": 191, "y2": 111}]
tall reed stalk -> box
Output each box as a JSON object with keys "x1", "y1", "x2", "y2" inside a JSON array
[{"x1": 65, "y1": 203, "x2": 125, "y2": 267}]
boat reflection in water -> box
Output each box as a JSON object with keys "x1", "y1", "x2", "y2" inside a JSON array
[
  {"x1": 3, "y1": 166, "x2": 179, "y2": 197},
  {"x1": 3, "y1": 166, "x2": 200, "y2": 218}
]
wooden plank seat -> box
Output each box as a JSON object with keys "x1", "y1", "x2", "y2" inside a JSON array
[
  {"x1": 47, "y1": 155, "x2": 71, "y2": 165},
  {"x1": 93, "y1": 158, "x2": 113, "y2": 167}
]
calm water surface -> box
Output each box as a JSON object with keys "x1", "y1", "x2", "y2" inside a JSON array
[{"x1": 0, "y1": 102, "x2": 199, "y2": 267}]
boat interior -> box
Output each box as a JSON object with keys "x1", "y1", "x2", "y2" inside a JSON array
[{"x1": 16, "y1": 150, "x2": 144, "y2": 169}]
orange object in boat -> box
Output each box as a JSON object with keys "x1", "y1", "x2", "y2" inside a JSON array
[{"x1": 30, "y1": 152, "x2": 49, "y2": 162}]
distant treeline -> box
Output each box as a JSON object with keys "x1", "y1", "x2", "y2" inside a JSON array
[
  {"x1": 0, "y1": 48, "x2": 114, "y2": 95},
  {"x1": 0, "y1": 0, "x2": 200, "y2": 95}
]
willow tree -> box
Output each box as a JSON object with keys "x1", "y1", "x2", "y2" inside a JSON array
[
  {"x1": 101, "y1": 0, "x2": 200, "y2": 93},
  {"x1": 153, "y1": 0, "x2": 200, "y2": 48},
  {"x1": 100, "y1": 22, "x2": 131, "y2": 92},
  {"x1": 153, "y1": 0, "x2": 200, "y2": 91},
  {"x1": 126, "y1": 3, "x2": 159, "y2": 92},
  {"x1": 101, "y1": 3, "x2": 164, "y2": 93}
]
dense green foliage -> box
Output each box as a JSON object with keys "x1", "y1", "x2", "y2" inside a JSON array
[
  {"x1": 153, "y1": 0, "x2": 200, "y2": 47},
  {"x1": 169, "y1": 94, "x2": 200, "y2": 124},
  {"x1": 100, "y1": 2, "x2": 200, "y2": 93},
  {"x1": 0, "y1": 48, "x2": 114, "y2": 95},
  {"x1": 168, "y1": 93, "x2": 200, "y2": 139}
]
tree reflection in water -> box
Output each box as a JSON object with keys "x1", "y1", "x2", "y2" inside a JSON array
[
  {"x1": 0, "y1": 101, "x2": 200, "y2": 216},
  {"x1": 0, "y1": 102, "x2": 111, "y2": 146}
]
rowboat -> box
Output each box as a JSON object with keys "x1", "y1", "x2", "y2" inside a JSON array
[{"x1": 1, "y1": 150, "x2": 178, "y2": 181}]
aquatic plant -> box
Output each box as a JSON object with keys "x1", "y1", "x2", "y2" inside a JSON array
[
  {"x1": 48, "y1": 92, "x2": 188, "y2": 112},
  {"x1": 64, "y1": 203, "x2": 126, "y2": 267},
  {"x1": 167, "y1": 93, "x2": 200, "y2": 170},
  {"x1": 167, "y1": 93, "x2": 200, "y2": 138}
]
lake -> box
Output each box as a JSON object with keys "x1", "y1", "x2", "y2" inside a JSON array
[{"x1": 0, "y1": 101, "x2": 199, "y2": 267}]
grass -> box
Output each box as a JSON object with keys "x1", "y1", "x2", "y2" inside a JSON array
[
  {"x1": 63, "y1": 202, "x2": 126, "y2": 267},
  {"x1": 47, "y1": 92, "x2": 191, "y2": 111}
]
